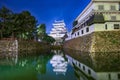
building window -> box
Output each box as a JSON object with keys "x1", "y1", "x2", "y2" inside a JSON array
[
  {"x1": 86, "y1": 27, "x2": 89, "y2": 32},
  {"x1": 108, "y1": 74, "x2": 111, "y2": 80},
  {"x1": 114, "y1": 24, "x2": 120, "y2": 29},
  {"x1": 119, "y1": 3, "x2": 120, "y2": 11},
  {"x1": 83, "y1": 66, "x2": 85, "y2": 71},
  {"x1": 111, "y1": 16, "x2": 116, "y2": 20},
  {"x1": 79, "y1": 63, "x2": 81, "y2": 68},
  {"x1": 98, "y1": 5, "x2": 104, "y2": 10},
  {"x1": 105, "y1": 24, "x2": 107, "y2": 30},
  {"x1": 110, "y1": 5, "x2": 116, "y2": 10},
  {"x1": 118, "y1": 74, "x2": 120, "y2": 79},
  {"x1": 81, "y1": 30, "x2": 84, "y2": 34},
  {"x1": 88, "y1": 69, "x2": 91, "y2": 75},
  {"x1": 78, "y1": 32, "x2": 79, "y2": 36}
]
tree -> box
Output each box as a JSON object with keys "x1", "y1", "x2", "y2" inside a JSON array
[
  {"x1": 0, "y1": 6, "x2": 13, "y2": 38},
  {"x1": 0, "y1": 7, "x2": 37, "y2": 40},
  {"x1": 42, "y1": 34, "x2": 55, "y2": 44},
  {"x1": 17, "y1": 11, "x2": 37, "y2": 40},
  {"x1": 37, "y1": 24, "x2": 46, "y2": 40}
]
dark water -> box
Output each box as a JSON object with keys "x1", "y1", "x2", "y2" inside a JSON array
[{"x1": 0, "y1": 50, "x2": 120, "y2": 80}]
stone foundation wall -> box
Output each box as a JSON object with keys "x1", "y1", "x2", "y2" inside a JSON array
[
  {"x1": 64, "y1": 30, "x2": 120, "y2": 52},
  {"x1": 0, "y1": 40, "x2": 18, "y2": 52},
  {"x1": 18, "y1": 41, "x2": 50, "y2": 51},
  {"x1": 0, "y1": 40, "x2": 50, "y2": 52}
]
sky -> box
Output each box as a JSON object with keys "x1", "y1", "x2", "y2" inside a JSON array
[{"x1": 0, "y1": 0, "x2": 91, "y2": 34}]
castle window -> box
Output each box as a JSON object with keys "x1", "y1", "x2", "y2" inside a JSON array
[
  {"x1": 86, "y1": 27, "x2": 89, "y2": 32},
  {"x1": 114, "y1": 24, "x2": 119, "y2": 29},
  {"x1": 98, "y1": 5, "x2": 104, "y2": 10},
  {"x1": 79, "y1": 63, "x2": 81, "y2": 68},
  {"x1": 105, "y1": 24, "x2": 107, "y2": 30},
  {"x1": 110, "y1": 5, "x2": 116, "y2": 10},
  {"x1": 81, "y1": 30, "x2": 84, "y2": 34},
  {"x1": 118, "y1": 74, "x2": 120, "y2": 79},
  {"x1": 108, "y1": 74, "x2": 111, "y2": 80},
  {"x1": 88, "y1": 69, "x2": 91, "y2": 75},
  {"x1": 77, "y1": 32, "x2": 79, "y2": 36},
  {"x1": 83, "y1": 66, "x2": 85, "y2": 71},
  {"x1": 119, "y1": 3, "x2": 120, "y2": 11},
  {"x1": 111, "y1": 16, "x2": 116, "y2": 20}
]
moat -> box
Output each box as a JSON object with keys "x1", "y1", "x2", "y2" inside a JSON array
[{"x1": 0, "y1": 49, "x2": 119, "y2": 80}]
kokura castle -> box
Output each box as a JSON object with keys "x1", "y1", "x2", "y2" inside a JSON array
[
  {"x1": 66, "y1": 0, "x2": 120, "y2": 41},
  {"x1": 49, "y1": 20, "x2": 67, "y2": 45}
]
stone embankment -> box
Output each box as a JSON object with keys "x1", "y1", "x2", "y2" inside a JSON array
[
  {"x1": 0, "y1": 39, "x2": 18, "y2": 52},
  {"x1": 64, "y1": 30, "x2": 120, "y2": 52},
  {"x1": 18, "y1": 41, "x2": 50, "y2": 51},
  {"x1": 0, "y1": 40, "x2": 50, "y2": 52}
]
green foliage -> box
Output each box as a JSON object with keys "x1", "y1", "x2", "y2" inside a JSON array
[
  {"x1": 0, "y1": 6, "x2": 37, "y2": 40},
  {"x1": 37, "y1": 24, "x2": 46, "y2": 40},
  {"x1": 42, "y1": 34, "x2": 55, "y2": 44}
]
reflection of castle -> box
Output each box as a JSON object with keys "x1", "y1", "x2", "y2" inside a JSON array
[
  {"x1": 66, "y1": 55, "x2": 120, "y2": 80},
  {"x1": 50, "y1": 51, "x2": 68, "y2": 75}
]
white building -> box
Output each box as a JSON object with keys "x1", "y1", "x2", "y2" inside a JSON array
[
  {"x1": 66, "y1": 0, "x2": 120, "y2": 41},
  {"x1": 49, "y1": 20, "x2": 67, "y2": 45}
]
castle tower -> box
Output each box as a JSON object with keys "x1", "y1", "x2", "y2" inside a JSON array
[{"x1": 49, "y1": 20, "x2": 67, "y2": 45}]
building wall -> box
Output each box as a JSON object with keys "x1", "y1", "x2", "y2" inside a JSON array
[
  {"x1": 64, "y1": 31, "x2": 120, "y2": 52},
  {"x1": 94, "y1": 2, "x2": 119, "y2": 11},
  {"x1": 94, "y1": 24, "x2": 105, "y2": 31},
  {"x1": 97, "y1": 72, "x2": 120, "y2": 80},
  {"x1": 66, "y1": 0, "x2": 120, "y2": 41},
  {"x1": 77, "y1": 2, "x2": 94, "y2": 23}
]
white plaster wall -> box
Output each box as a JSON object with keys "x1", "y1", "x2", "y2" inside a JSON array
[
  {"x1": 97, "y1": 72, "x2": 120, "y2": 80},
  {"x1": 103, "y1": 13, "x2": 120, "y2": 21},
  {"x1": 66, "y1": 25, "x2": 95, "y2": 40},
  {"x1": 94, "y1": 2, "x2": 119, "y2": 11},
  {"x1": 77, "y1": 2, "x2": 94, "y2": 23},
  {"x1": 105, "y1": 22, "x2": 120, "y2": 30},
  {"x1": 94, "y1": 24, "x2": 105, "y2": 31}
]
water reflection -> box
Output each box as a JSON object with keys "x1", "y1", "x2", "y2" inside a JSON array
[
  {"x1": 0, "y1": 50, "x2": 77, "y2": 80},
  {"x1": 0, "y1": 51, "x2": 18, "y2": 65},
  {"x1": 65, "y1": 49, "x2": 120, "y2": 80},
  {"x1": 0, "y1": 49, "x2": 118, "y2": 80},
  {"x1": 50, "y1": 50, "x2": 68, "y2": 75},
  {"x1": 0, "y1": 51, "x2": 53, "y2": 80}
]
